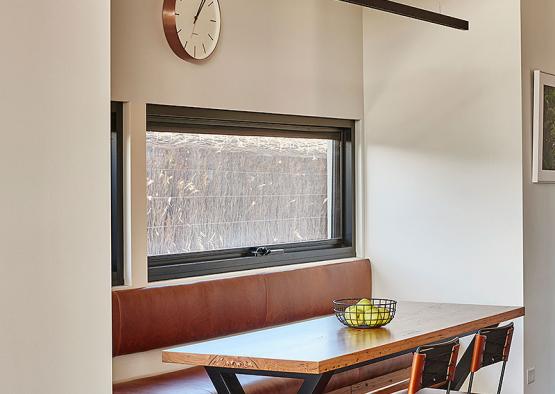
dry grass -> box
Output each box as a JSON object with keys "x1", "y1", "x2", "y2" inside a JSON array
[{"x1": 146, "y1": 132, "x2": 333, "y2": 255}]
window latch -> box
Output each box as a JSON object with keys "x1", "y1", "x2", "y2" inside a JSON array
[{"x1": 250, "y1": 247, "x2": 284, "y2": 257}]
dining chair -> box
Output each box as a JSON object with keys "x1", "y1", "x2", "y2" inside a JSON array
[
  {"x1": 467, "y1": 322, "x2": 514, "y2": 394},
  {"x1": 397, "y1": 323, "x2": 515, "y2": 394},
  {"x1": 395, "y1": 337, "x2": 460, "y2": 394}
]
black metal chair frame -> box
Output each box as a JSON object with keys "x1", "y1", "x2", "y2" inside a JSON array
[
  {"x1": 407, "y1": 338, "x2": 460, "y2": 394},
  {"x1": 467, "y1": 322, "x2": 514, "y2": 394}
]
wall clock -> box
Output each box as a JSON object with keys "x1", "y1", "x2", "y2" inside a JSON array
[{"x1": 163, "y1": 0, "x2": 221, "y2": 61}]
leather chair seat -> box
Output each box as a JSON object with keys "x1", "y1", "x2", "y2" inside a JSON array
[{"x1": 114, "y1": 354, "x2": 412, "y2": 394}]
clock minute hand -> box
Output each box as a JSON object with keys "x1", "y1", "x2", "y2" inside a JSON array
[{"x1": 193, "y1": 0, "x2": 207, "y2": 24}]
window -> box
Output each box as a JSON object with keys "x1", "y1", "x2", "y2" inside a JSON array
[
  {"x1": 147, "y1": 105, "x2": 355, "y2": 281},
  {"x1": 111, "y1": 102, "x2": 124, "y2": 286}
]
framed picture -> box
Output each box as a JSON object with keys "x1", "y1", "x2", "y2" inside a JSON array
[{"x1": 533, "y1": 70, "x2": 555, "y2": 183}]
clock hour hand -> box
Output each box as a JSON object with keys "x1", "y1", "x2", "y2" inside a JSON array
[{"x1": 193, "y1": 0, "x2": 207, "y2": 24}]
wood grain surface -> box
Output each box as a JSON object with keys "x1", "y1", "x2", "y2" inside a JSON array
[{"x1": 162, "y1": 302, "x2": 524, "y2": 374}]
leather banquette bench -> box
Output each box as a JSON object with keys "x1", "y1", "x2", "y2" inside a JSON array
[{"x1": 113, "y1": 259, "x2": 411, "y2": 394}]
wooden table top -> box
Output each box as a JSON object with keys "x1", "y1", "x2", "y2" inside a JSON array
[{"x1": 162, "y1": 301, "x2": 524, "y2": 374}]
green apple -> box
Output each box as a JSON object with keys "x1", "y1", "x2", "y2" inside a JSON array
[
  {"x1": 363, "y1": 305, "x2": 391, "y2": 326},
  {"x1": 344, "y1": 305, "x2": 366, "y2": 326},
  {"x1": 357, "y1": 298, "x2": 372, "y2": 306}
]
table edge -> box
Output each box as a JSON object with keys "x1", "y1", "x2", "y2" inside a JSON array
[
  {"x1": 162, "y1": 305, "x2": 525, "y2": 374},
  {"x1": 317, "y1": 306, "x2": 524, "y2": 373}
]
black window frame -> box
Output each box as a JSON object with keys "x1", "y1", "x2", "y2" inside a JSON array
[
  {"x1": 111, "y1": 102, "x2": 125, "y2": 286},
  {"x1": 146, "y1": 104, "x2": 355, "y2": 282}
]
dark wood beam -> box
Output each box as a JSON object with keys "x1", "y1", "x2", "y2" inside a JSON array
[{"x1": 340, "y1": 0, "x2": 469, "y2": 30}]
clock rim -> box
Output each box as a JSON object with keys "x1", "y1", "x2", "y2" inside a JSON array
[{"x1": 162, "y1": 0, "x2": 221, "y2": 62}]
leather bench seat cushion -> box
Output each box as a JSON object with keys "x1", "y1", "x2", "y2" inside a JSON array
[
  {"x1": 113, "y1": 260, "x2": 372, "y2": 356},
  {"x1": 113, "y1": 354, "x2": 412, "y2": 394}
]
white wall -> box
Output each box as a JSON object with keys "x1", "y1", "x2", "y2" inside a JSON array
[
  {"x1": 0, "y1": 1, "x2": 111, "y2": 394},
  {"x1": 521, "y1": 1, "x2": 555, "y2": 393},
  {"x1": 111, "y1": 0, "x2": 364, "y2": 381},
  {"x1": 362, "y1": 1, "x2": 524, "y2": 392}
]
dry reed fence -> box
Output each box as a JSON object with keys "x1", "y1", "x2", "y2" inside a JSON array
[{"x1": 146, "y1": 132, "x2": 331, "y2": 255}]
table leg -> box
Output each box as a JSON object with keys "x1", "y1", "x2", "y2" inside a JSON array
[
  {"x1": 205, "y1": 367, "x2": 246, "y2": 394},
  {"x1": 205, "y1": 367, "x2": 333, "y2": 394},
  {"x1": 297, "y1": 373, "x2": 333, "y2": 394},
  {"x1": 450, "y1": 335, "x2": 475, "y2": 391}
]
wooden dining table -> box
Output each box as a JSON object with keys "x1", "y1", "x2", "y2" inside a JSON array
[{"x1": 162, "y1": 301, "x2": 524, "y2": 394}]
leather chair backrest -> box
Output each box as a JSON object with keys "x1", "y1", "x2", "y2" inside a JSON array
[{"x1": 112, "y1": 259, "x2": 372, "y2": 356}]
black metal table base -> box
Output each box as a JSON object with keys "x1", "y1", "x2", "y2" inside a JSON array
[
  {"x1": 297, "y1": 373, "x2": 333, "y2": 394},
  {"x1": 451, "y1": 336, "x2": 477, "y2": 391},
  {"x1": 205, "y1": 367, "x2": 333, "y2": 394},
  {"x1": 206, "y1": 367, "x2": 246, "y2": 394}
]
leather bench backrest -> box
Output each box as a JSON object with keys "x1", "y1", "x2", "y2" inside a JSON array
[{"x1": 112, "y1": 259, "x2": 371, "y2": 356}]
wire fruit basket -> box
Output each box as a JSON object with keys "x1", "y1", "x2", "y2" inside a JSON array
[{"x1": 333, "y1": 298, "x2": 397, "y2": 329}]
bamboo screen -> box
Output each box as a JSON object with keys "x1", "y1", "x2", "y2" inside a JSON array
[{"x1": 146, "y1": 132, "x2": 335, "y2": 255}]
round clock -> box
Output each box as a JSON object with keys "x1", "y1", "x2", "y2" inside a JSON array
[{"x1": 163, "y1": 0, "x2": 221, "y2": 61}]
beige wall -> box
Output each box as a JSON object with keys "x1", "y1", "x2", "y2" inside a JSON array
[
  {"x1": 111, "y1": 0, "x2": 364, "y2": 381},
  {"x1": 112, "y1": 0, "x2": 363, "y2": 117},
  {"x1": 112, "y1": 0, "x2": 364, "y2": 290},
  {"x1": 0, "y1": 1, "x2": 111, "y2": 393},
  {"x1": 362, "y1": 1, "x2": 524, "y2": 392},
  {"x1": 521, "y1": 1, "x2": 555, "y2": 393}
]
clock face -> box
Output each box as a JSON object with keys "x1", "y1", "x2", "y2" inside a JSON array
[{"x1": 163, "y1": 0, "x2": 221, "y2": 61}]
